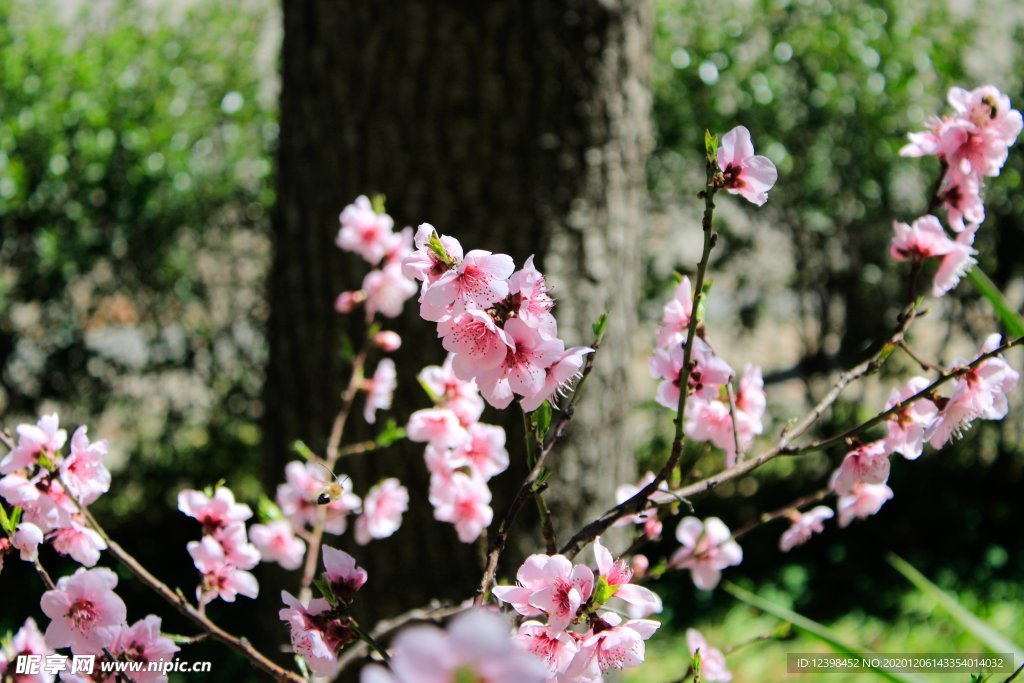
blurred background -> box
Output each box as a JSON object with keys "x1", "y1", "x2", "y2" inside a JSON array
[{"x1": 0, "y1": 0, "x2": 1021, "y2": 680}]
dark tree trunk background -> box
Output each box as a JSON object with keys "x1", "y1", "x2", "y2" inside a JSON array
[{"x1": 261, "y1": 0, "x2": 652, "y2": 644}]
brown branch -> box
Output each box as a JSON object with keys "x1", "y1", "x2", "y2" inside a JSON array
[
  {"x1": 300, "y1": 341, "x2": 370, "y2": 596},
  {"x1": 559, "y1": 160, "x2": 720, "y2": 560},
  {"x1": 75, "y1": 506, "x2": 303, "y2": 682},
  {"x1": 474, "y1": 328, "x2": 603, "y2": 604},
  {"x1": 333, "y1": 603, "x2": 465, "y2": 675},
  {"x1": 729, "y1": 487, "x2": 831, "y2": 543}
]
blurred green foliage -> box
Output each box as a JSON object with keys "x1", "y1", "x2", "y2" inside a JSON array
[
  {"x1": 0, "y1": 0, "x2": 276, "y2": 496},
  {"x1": 0, "y1": 0, "x2": 276, "y2": 658}
]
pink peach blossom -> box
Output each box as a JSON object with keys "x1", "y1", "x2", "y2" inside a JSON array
[
  {"x1": 276, "y1": 461, "x2": 361, "y2": 534},
  {"x1": 932, "y1": 225, "x2": 977, "y2": 297},
  {"x1": 492, "y1": 554, "x2": 554, "y2": 618},
  {"x1": 477, "y1": 318, "x2": 565, "y2": 400},
  {"x1": 177, "y1": 487, "x2": 252, "y2": 535},
  {"x1": 108, "y1": 616, "x2": 180, "y2": 683},
  {"x1": 513, "y1": 620, "x2": 579, "y2": 676},
  {"x1": 355, "y1": 478, "x2": 409, "y2": 545},
  {"x1": 657, "y1": 276, "x2": 694, "y2": 348},
  {"x1": 279, "y1": 590, "x2": 352, "y2": 677},
  {"x1": 40, "y1": 567, "x2": 126, "y2": 654},
  {"x1": 831, "y1": 441, "x2": 891, "y2": 496},
  {"x1": 889, "y1": 215, "x2": 955, "y2": 262},
  {"x1": 323, "y1": 546, "x2": 368, "y2": 603},
  {"x1": 336, "y1": 195, "x2": 397, "y2": 265},
  {"x1": 429, "y1": 472, "x2": 493, "y2": 543},
  {"x1": 779, "y1": 506, "x2": 834, "y2": 552},
  {"x1": 363, "y1": 263, "x2": 417, "y2": 319},
  {"x1": 418, "y1": 355, "x2": 486, "y2": 426},
  {"x1": 526, "y1": 555, "x2": 596, "y2": 633},
  {"x1": 11, "y1": 522, "x2": 43, "y2": 562},
  {"x1": 567, "y1": 614, "x2": 660, "y2": 679},
  {"x1": 441, "y1": 309, "x2": 514, "y2": 378},
  {"x1": 837, "y1": 481, "x2": 894, "y2": 527},
  {"x1": 363, "y1": 358, "x2": 397, "y2": 424},
  {"x1": 884, "y1": 377, "x2": 939, "y2": 460},
  {"x1": 422, "y1": 249, "x2": 515, "y2": 313},
  {"x1": 717, "y1": 125, "x2": 778, "y2": 206},
  {"x1": 59, "y1": 427, "x2": 111, "y2": 506},
  {"x1": 47, "y1": 517, "x2": 107, "y2": 567},
  {"x1": 686, "y1": 628, "x2": 732, "y2": 682},
  {"x1": 374, "y1": 330, "x2": 402, "y2": 351},
  {"x1": 401, "y1": 224, "x2": 464, "y2": 285},
  {"x1": 508, "y1": 255, "x2": 557, "y2": 337},
  {"x1": 1, "y1": 413, "x2": 66, "y2": 475},
  {"x1": 670, "y1": 516, "x2": 743, "y2": 590},
  {"x1": 361, "y1": 609, "x2": 547, "y2": 683},
  {"x1": 449, "y1": 423, "x2": 509, "y2": 481},
  {"x1": 187, "y1": 536, "x2": 259, "y2": 605},
  {"x1": 406, "y1": 408, "x2": 469, "y2": 448},
  {"x1": 592, "y1": 537, "x2": 662, "y2": 618},
  {"x1": 520, "y1": 345, "x2": 594, "y2": 412},
  {"x1": 250, "y1": 520, "x2": 306, "y2": 570}
]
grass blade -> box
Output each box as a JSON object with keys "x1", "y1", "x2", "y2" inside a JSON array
[
  {"x1": 724, "y1": 582, "x2": 927, "y2": 683},
  {"x1": 967, "y1": 268, "x2": 1024, "y2": 338},
  {"x1": 888, "y1": 554, "x2": 1023, "y2": 661}
]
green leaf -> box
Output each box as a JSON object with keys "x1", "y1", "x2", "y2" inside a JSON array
[
  {"x1": 258, "y1": 495, "x2": 283, "y2": 522},
  {"x1": 967, "y1": 268, "x2": 1024, "y2": 338},
  {"x1": 533, "y1": 401, "x2": 553, "y2": 438},
  {"x1": 339, "y1": 334, "x2": 356, "y2": 362},
  {"x1": 9, "y1": 506, "x2": 22, "y2": 531},
  {"x1": 704, "y1": 129, "x2": 719, "y2": 165},
  {"x1": 591, "y1": 576, "x2": 616, "y2": 607},
  {"x1": 691, "y1": 647, "x2": 703, "y2": 680},
  {"x1": 0, "y1": 504, "x2": 10, "y2": 533},
  {"x1": 724, "y1": 582, "x2": 926, "y2": 683},
  {"x1": 313, "y1": 575, "x2": 337, "y2": 607},
  {"x1": 591, "y1": 313, "x2": 609, "y2": 344},
  {"x1": 370, "y1": 193, "x2": 387, "y2": 215},
  {"x1": 376, "y1": 419, "x2": 406, "y2": 447},
  {"x1": 888, "y1": 554, "x2": 1024, "y2": 661},
  {"x1": 291, "y1": 440, "x2": 316, "y2": 461}
]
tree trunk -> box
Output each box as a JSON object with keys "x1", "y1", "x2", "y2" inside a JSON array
[{"x1": 263, "y1": 0, "x2": 652, "y2": 633}]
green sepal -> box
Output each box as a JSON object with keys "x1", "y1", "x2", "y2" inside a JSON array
[
  {"x1": 704, "y1": 129, "x2": 719, "y2": 165},
  {"x1": 370, "y1": 194, "x2": 387, "y2": 215},
  {"x1": 533, "y1": 401, "x2": 552, "y2": 439},
  {"x1": 591, "y1": 313, "x2": 609, "y2": 344},
  {"x1": 376, "y1": 419, "x2": 406, "y2": 447},
  {"x1": 258, "y1": 495, "x2": 283, "y2": 522},
  {"x1": 291, "y1": 440, "x2": 316, "y2": 461}
]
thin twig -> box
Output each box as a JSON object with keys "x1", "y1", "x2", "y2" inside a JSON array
[
  {"x1": 334, "y1": 603, "x2": 465, "y2": 675},
  {"x1": 474, "y1": 329, "x2": 604, "y2": 603},
  {"x1": 74, "y1": 506, "x2": 302, "y2": 682},
  {"x1": 559, "y1": 159, "x2": 720, "y2": 560},
  {"x1": 300, "y1": 341, "x2": 370, "y2": 597}
]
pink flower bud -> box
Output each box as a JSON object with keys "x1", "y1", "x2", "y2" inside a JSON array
[
  {"x1": 631, "y1": 554, "x2": 650, "y2": 578},
  {"x1": 334, "y1": 291, "x2": 365, "y2": 314},
  {"x1": 374, "y1": 330, "x2": 402, "y2": 351}
]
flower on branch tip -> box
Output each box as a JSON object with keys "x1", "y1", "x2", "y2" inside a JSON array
[
  {"x1": 279, "y1": 590, "x2": 353, "y2": 678},
  {"x1": 1, "y1": 413, "x2": 66, "y2": 475},
  {"x1": 0, "y1": 618, "x2": 53, "y2": 682},
  {"x1": 250, "y1": 520, "x2": 306, "y2": 571},
  {"x1": 836, "y1": 481, "x2": 893, "y2": 528},
  {"x1": 355, "y1": 478, "x2": 409, "y2": 545},
  {"x1": 831, "y1": 440, "x2": 891, "y2": 496},
  {"x1": 670, "y1": 516, "x2": 742, "y2": 590},
  {"x1": 360, "y1": 609, "x2": 548, "y2": 683},
  {"x1": 592, "y1": 537, "x2": 662, "y2": 619},
  {"x1": 686, "y1": 628, "x2": 732, "y2": 682},
  {"x1": 363, "y1": 358, "x2": 397, "y2": 425},
  {"x1": 322, "y1": 545, "x2": 368, "y2": 604},
  {"x1": 40, "y1": 567, "x2": 127, "y2": 654},
  {"x1": 717, "y1": 125, "x2": 778, "y2": 206},
  {"x1": 779, "y1": 506, "x2": 834, "y2": 552},
  {"x1": 107, "y1": 616, "x2": 180, "y2": 683},
  {"x1": 336, "y1": 195, "x2": 397, "y2": 266},
  {"x1": 177, "y1": 486, "x2": 252, "y2": 536},
  {"x1": 187, "y1": 535, "x2": 259, "y2": 605},
  {"x1": 884, "y1": 376, "x2": 939, "y2": 460}
]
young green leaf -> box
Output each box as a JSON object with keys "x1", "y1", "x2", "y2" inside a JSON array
[
  {"x1": 591, "y1": 313, "x2": 609, "y2": 344},
  {"x1": 376, "y1": 419, "x2": 406, "y2": 447}
]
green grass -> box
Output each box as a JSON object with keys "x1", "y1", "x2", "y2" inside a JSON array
[{"x1": 627, "y1": 582, "x2": 1024, "y2": 682}]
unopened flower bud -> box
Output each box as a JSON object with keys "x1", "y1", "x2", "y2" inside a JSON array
[
  {"x1": 374, "y1": 330, "x2": 402, "y2": 351},
  {"x1": 630, "y1": 554, "x2": 650, "y2": 578},
  {"x1": 334, "y1": 291, "x2": 365, "y2": 314}
]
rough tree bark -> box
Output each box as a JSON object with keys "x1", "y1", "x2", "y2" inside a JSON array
[{"x1": 263, "y1": 0, "x2": 652, "y2": 628}]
